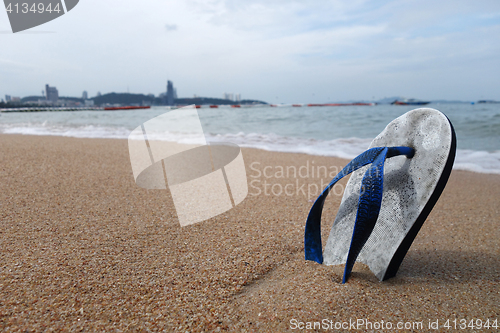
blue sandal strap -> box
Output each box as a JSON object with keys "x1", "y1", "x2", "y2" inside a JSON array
[
  {"x1": 304, "y1": 146, "x2": 414, "y2": 274},
  {"x1": 304, "y1": 147, "x2": 386, "y2": 264},
  {"x1": 342, "y1": 148, "x2": 388, "y2": 283},
  {"x1": 341, "y1": 146, "x2": 414, "y2": 283}
]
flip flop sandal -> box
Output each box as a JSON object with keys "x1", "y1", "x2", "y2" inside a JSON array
[{"x1": 304, "y1": 108, "x2": 456, "y2": 283}]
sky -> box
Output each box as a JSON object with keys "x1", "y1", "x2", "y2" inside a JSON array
[{"x1": 1, "y1": 0, "x2": 499, "y2": 104}]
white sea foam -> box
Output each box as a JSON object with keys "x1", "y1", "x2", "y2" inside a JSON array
[
  {"x1": 1, "y1": 123, "x2": 499, "y2": 175},
  {"x1": 1, "y1": 123, "x2": 131, "y2": 139},
  {"x1": 206, "y1": 132, "x2": 500, "y2": 174},
  {"x1": 206, "y1": 132, "x2": 372, "y2": 160},
  {"x1": 453, "y1": 150, "x2": 500, "y2": 175}
]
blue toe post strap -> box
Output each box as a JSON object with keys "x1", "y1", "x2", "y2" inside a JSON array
[{"x1": 304, "y1": 146, "x2": 414, "y2": 282}]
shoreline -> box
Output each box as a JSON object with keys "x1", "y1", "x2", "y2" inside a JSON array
[
  {"x1": 1, "y1": 131, "x2": 499, "y2": 175},
  {"x1": 1, "y1": 134, "x2": 499, "y2": 331}
]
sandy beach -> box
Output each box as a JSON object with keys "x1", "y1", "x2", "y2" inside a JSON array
[{"x1": 1, "y1": 133, "x2": 499, "y2": 332}]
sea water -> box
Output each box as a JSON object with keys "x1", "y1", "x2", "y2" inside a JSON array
[{"x1": 1, "y1": 104, "x2": 499, "y2": 174}]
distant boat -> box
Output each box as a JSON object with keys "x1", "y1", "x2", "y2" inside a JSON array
[
  {"x1": 104, "y1": 106, "x2": 151, "y2": 110},
  {"x1": 391, "y1": 99, "x2": 430, "y2": 106},
  {"x1": 477, "y1": 100, "x2": 500, "y2": 104}
]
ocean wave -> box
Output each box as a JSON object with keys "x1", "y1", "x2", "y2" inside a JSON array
[
  {"x1": 1, "y1": 123, "x2": 499, "y2": 175},
  {"x1": 453, "y1": 150, "x2": 500, "y2": 175},
  {"x1": 206, "y1": 132, "x2": 372, "y2": 160},
  {"x1": 0, "y1": 123, "x2": 132, "y2": 139},
  {"x1": 206, "y1": 132, "x2": 500, "y2": 174}
]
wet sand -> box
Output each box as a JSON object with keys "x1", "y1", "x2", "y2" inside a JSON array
[{"x1": 1, "y1": 134, "x2": 499, "y2": 331}]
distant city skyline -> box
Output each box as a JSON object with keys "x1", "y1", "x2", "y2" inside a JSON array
[
  {"x1": 1, "y1": 0, "x2": 499, "y2": 103},
  {"x1": 2, "y1": 86, "x2": 497, "y2": 104},
  {"x1": 3, "y1": 80, "x2": 253, "y2": 103},
  {"x1": 2, "y1": 81, "x2": 497, "y2": 104}
]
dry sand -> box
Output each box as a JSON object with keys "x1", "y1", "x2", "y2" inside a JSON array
[{"x1": 0, "y1": 134, "x2": 499, "y2": 332}]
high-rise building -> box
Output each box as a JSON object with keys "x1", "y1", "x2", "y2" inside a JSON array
[
  {"x1": 45, "y1": 84, "x2": 59, "y2": 103},
  {"x1": 166, "y1": 80, "x2": 175, "y2": 106},
  {"x1": 235, "y1": 93, "x2": 241, "y2": 102},
  {"x1": 82, "y1": 91, "x2": 88, "y2": 100},
  {"x1": 224, "y1": 93, "x2": 234, "y2": 101},
  {"x1": 5, "y1": 95, "x2": 11, "y2": 102}
]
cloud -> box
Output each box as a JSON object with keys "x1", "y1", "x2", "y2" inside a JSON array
[
  {"x1": 165, "y1": 24, "x2": 178, "y2": 31},
  {"x1": 0, "y1": 0, "x2": 499, "y2": 101},
  {"x1": 188, "y1": 0, "x2": 373, "y2": 37}
]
